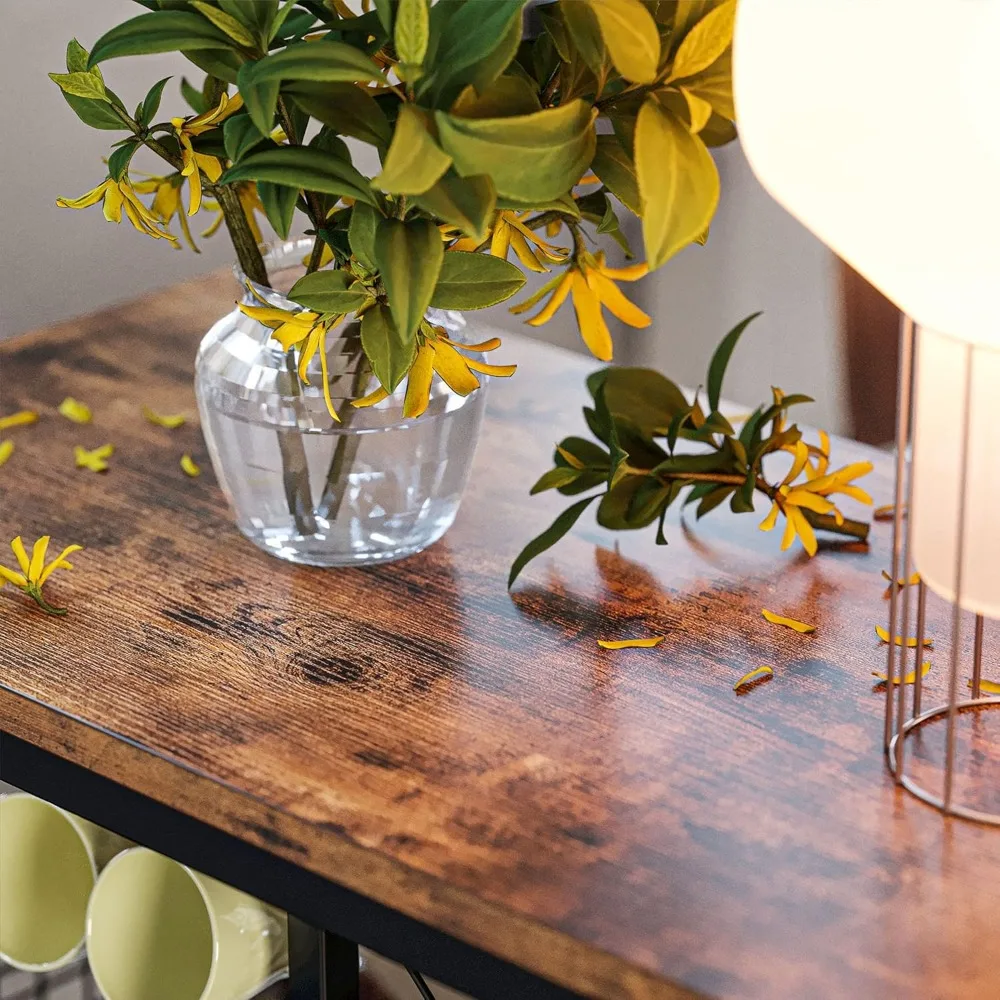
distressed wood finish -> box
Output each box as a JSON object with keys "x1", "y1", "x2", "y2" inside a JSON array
[{"x1": 2, "y1": 272, "x2": 999, "y2": 1000}]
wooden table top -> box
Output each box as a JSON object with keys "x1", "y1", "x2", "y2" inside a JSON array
[{"x1": 2, "y1": 272, "x2": 999, "y2": 1000}]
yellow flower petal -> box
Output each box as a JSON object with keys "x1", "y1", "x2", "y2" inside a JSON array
[
  {"x1": 239, "y1": 302, "x2": 297, "y2": 328},
  {"x1": 444, "y1": 336, "x2": 502, "y2": 352},
  {"x1": 783, "y1": 490, "x2": 836, "y2": 515},
  {"x1": 318, "y1": 326, "x2": 340, "y2": 422},
  {"x1": 968, "y1": 678, "x2": 1000, "y2": 695},
  {"x1": 759, "y1": 501, "x2": 780, "y2": 532},
  {"x1": 525, "y1": 270, "x2": 573, "y2": 325},
  {"x1": 570, "y1": 271, "x2": 613, "y2": 361},
  {"x1": 598, "y1": 261, "x2": 648, "y2": 282},
  {"x1": 762, "y1": 609, "x2": 816, "y2": 633},
  {"x1": 873, "y1": 661, "x2": 931, "y2": 685},
  {"x1": 142, "y1": 406, "x2": 186, "y2": 429},
  {"x1": 57, "y1": 179, "x2": 113, "y2": 210},
  {"x1": 780, "y1": 510, "x2": 797, "y2": 551},
  {"x1": 509, "y1": 231, "x2": 548, "y2": 273},
  {"x1": 404, "y1": 344, "x2": 435, "y2": 419},
  {"x1": 0, "y1": 564, "x2": 28, "y2": 589},
  {"x1": 37, "y1": 544, "x2": 84, "y2": 586},
  {"x1": 28, "y1": 536, "x2": 50, "y2": 585},
  {"x1": 58, "y1": 397, "x2": 92, "y2": 424},
  {"x1": 274, "y1": 317, "x2": 318, "y2": 350},
  {"x1": 0, "y1": 410, "x2": 38, "y2": 430},
  {"x1": 734, "y1": 665, "x2": 774, "y2": 691},
  {"x1": 352, "y1": 385, "x2": 390, "y2": 408},
  {"x1": 0, "y1": 441, "x2": 13, "y2": 467},
  {"x1": 780, "y1": 440, "x2": 810, "y2": 486},
  {"x1": 586, "y1": 269, "x2": 651, "y2": 329},
  {"x1": 75, "y1": 444, "x2": 114, "y2": 473},
  {"x1": 430, "y1": 340, "x2": 480, "y2": 396},
  {"x1": 102, "y1": 181, "x2": 124, "y2": 223},
  {"x1": 180, "y1": 454, "x2": 201, "y2": 477},
  {"x1": 297, "y1": 326, "x2": 323, "y2": 385},
  {"x1": 597, "y1": 636, "x2": 666, "y2": 649},
  {"x1": 490, "y1": 219, "x2": 511, "y2": 259},
  {"x1": 881, "y1": 569, "x2": 921, "y2": 587},
  {"x1": 10, "y1": 537, "x2": 30, "y2": 576},
  {"x1": 787, "y1": 505, "x2": 817, "y2": 556},
  {"x1": 829, "y1": 484, "x2": 873, "y2": 505},
  {"x1": 464, "y1": 358, "x2": 517, "y2": 377},
  {"x1": 875, "y1": 624, "x2": 933, "y2": 648}
]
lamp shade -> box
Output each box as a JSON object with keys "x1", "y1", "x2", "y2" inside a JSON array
[{"x1": 733, "y1": 0, "x2": 1000, "y2": 346}]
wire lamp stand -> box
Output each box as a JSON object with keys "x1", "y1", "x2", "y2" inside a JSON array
[{"x1": 884, "y1": 316, "x2": 1000, "y2": 823}]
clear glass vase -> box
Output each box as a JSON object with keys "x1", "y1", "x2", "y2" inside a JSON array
[{"x1": 195, "y1": 239, "x2": 488, "y2": 567}]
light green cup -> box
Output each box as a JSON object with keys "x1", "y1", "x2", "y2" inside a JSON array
[
  {"x1": 86, "y1": 847, "x2": 289, "y2": 1000},
  {"x1": 0, "y1": 792, "x2": 131, "y2": 971}
]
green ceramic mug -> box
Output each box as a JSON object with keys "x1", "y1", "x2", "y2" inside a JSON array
[
  {"x1": 0, "y1": 792, "x2": 131, "y2": 971},
  {"x1": 86, "y1": 847, "x2": 289, "y2": 1000}
]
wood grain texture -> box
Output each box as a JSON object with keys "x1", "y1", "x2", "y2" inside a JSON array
[{"x1": 2, "y1": 271, "x2": 1000, "y2": 1000}]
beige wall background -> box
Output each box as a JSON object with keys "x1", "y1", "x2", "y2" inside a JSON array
[{"x1": 0, "y1": 0, "x2": 847, "y2": 432}]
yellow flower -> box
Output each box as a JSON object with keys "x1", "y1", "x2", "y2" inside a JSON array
[
  {"x1": 133, "y1": 171, "x2": 196, "y2": 251},
  {"x1": 353, "y1": 331, "x2": 516, "y2": 419},
  {"x1": 202, "y1": 182, "x2": 265, "y2": 244},
  {"x1": 0, "y1": 410, "x2": 38, "y2": 430},
  {"x1": 58, "y1": 398, "x2": 92, "y2": 424},
  {"x1": 172, "y1": 92, "x2": 243, "y2": 216},
  {"x1": 57, "y1": 178, "x2": 178, "y2": 244},
  {"x1": 180, "y1": 454, "x2": 201, "y2": 477},
  {"x1": 511, "y1": 251, "x2": 650, "y2": 361},
  {"x1": 452, "y1": 211, "x2": 568, "y2": 273},
  {"x1": 0, "y1": 535, "x2": 83, "y2": 616},
  {"x1": 0, "y1": 441, "x2": 13, "y2": 467},
  {"x1": 238, "y1": 298, "x2": 343, "y2": 421},
  {"x1": 759, "y1": 440, "x2": 874, "y2": 556},
  {"x1": 75, "y1": 444, "x2": 114, "y2": 473}
]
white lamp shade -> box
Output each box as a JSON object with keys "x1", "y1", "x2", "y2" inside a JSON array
[
  {"x1": 733, "y1": 0, "x2": 1000, "y2": 346},
  {"x1": 912, "y1": 328, "x2": 1000, "y2": 618}
]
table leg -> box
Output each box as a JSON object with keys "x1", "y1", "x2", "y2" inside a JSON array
[{"x1": 288, "y1": 916, "x2": 360, "y2": 1000}]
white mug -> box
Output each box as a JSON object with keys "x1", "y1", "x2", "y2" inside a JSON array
[
  {"x1": 86, "y1": 847, "x2": 289, "y2": 1000},
  {"x1": 0, "y1": 792, "x2": 131, "y2": 971}
]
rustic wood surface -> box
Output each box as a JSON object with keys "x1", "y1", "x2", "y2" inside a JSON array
[{"x1": 2, "y1": 271, "x2": 999, "y2": 1000}]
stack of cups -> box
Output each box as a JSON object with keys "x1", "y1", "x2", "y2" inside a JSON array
[{"x1": 0, "y1": 793, "x2": 289, "y2": 1000}]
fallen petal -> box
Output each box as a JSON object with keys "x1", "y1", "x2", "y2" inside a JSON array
[
  {"x1": 872, "y1": 661, "x2": 931, "y2": 685},
  {"x1": 967, "y1": 678, "x2": 1000, "y2": 696},
  {"x1": 875, "y1": 624, "x2": 933, "y2": 648},
  {"x1": 734, "y1": 665, "x2": 774, "y2": 691},
  {"x1": 142, "y1": 406, "x2": 186, "y2": 429},
  {"x1": 0, "y1": 441, "x2": 12, "y2": 467},
  {"x1": 58, "y1": 398, "x2": 92, "y2": 424},
  {"x1": 0, "y1": 410, "x2": 38, "y2": 431},
  {"x1": 180, "y1": 454, "x2": 201, "y2": 477},
  {"x1": 762, "y1": 609, "x2": 816, "y2": 633},
  {"x1": 597, "y1": 636, "x2": 666, "y2": 650}
]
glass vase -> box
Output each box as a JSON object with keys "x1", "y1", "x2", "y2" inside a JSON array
[{"x1": 195, "y1": 239, "x2": 487, "y2": 567}]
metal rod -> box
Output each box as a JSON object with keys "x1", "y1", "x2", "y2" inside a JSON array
[
  {"x1": 943, "y1": 341, "x2": 975, "y2": 813},
  {"x1": 913, "y1": 581, "x2": 928, "y2": 717},
  {"x1": 407, "y1": 968, "x2": 438, "y2": 1000},
  {"x1": 973, "y1": 614, "x2": 985, "y2": 699},
  {"x1": 885, "y1": 314, "x2": 916, "y2": 748},
  {"x1": 895, "y1": 317, "x2": 920, "y2": 779}
]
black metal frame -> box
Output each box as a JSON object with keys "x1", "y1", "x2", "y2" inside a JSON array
[{"x1": 1, "y1": 732, "x2": 581, "y2": 1000}]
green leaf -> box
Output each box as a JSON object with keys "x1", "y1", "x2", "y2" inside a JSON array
[
  {"x1": 219, "y1": 146, "x2": 377, "y2": 205},
  {"x1": 289, "y1": 268, "x2": 372, "y2": 314},
  {"x1": 219, "y1": 0, "x2": 276, "y2": 33},
  {"x1": 238, "y1": 60, "x2": 279, "y2": 136},
  {"x1": 591, "y1": 135, "x2": 640, "y2": 216},
  {"x1": 421, "y1": 0, "x2": 524, "y2": 103},
  {"x1": 668, "y1": 0, "x2": 735, "y2": 82},
  {"x1": 88, "y1": 11, "x2": 235, "y2": 66},
  {"x1": 374, "y1": 105, "x2": 452, "y2": 196},
  {"x1": 375, "y1": 217, "x2": 444, "y2": 343},
  {"x1": 256, "y1": 180, "x2": 298, "y2": 239},
  {"x1": 181, "y1": 76, "x2": 208, "y2": 114},
  {"x1": 138, "y1": 76, "x2": 171, "y2": 124},
  {"x1": 190, "y1": 0, "x2": 257, "y2": 47},
  {"x1": 430, "y1": 251, "x2": 526, "y2": 310},
  {"x1": 268, "y1": 0, "x2": 303, "y2": 41},
  {"x1": 107, "y1": 139, "x2": 140, "y2": 181},
  {"x1": 627, "y1": 478, "x2": 674, "y2": 525},
  {"x1": 361, "y1": 303, "x2": 416, "y2": 393},
  {"x1": 241, "y1": 40, "x2": 384, "y2": 133},
  {"x1": 395, "y1": 0, "x2": 429, "y2": 67},
  {"x1": 681, "y1": 49, "x2": 734, "y2": 121},
  {"x1": 509, "y1": 495, "x2": 598, "y2": 587},
  {"x1": 451, "y1": 76, "x2": 541, "y2": 119},
  {"x1": 49, "y1": 71, "x2": 109, "y2": 102},
  {"x1": 530, "y1": 467, "x2": 583, "y2": 495},
  {"x1": 598, "y1": 476, "x2": 662, "y2": 530},
  {"x1": 184, "y1": 48, "x2": 241, "y2": 85},
  {"x1": 584, "y1": 0, "x2": 660, "y2": 84},
  {"x1": 59, "y1": 93, "x2": 126, "y2": 130},
  {"x1": 286, "y1": 82, "x2": 390, "y2": 146},
  {"x1": 707, "y1": 312, "x2": 761, "y2": 412},
  {"x1": 560, "y1": 1, "x2": 605, "y2": 76},
  {"x1": 695, "y1": 485, "x2": 734, "y2": 519},
  {"x1": 412, "y1": 172, "x2": 496, "y2": 245},
  {"x1": 223, "y1": 113, "x2": 268, "y2": 162},
  {"x1": 348, "y1": 201, "x2": 380, "y2": 271},
  {"x1": 589, "y1": 367, "x2": 690, "y2": 437},
  {"x1": 730, "y1": 471, "x2": 756, "y2": 514},
  {"x1": 635, "y1": 98, "x2": 719, "y2": 269},
  {"x1": 372, "y1": 0, "x2": 395, "y2": 35},
  {"x1": 435, "y1": 100, "x2": 595, "y2": 202},
  {"x1": 66, "y1": 39, "x2": 89, "y2": 73},
  {"x1": 555, "y1": 437, "x2": 611, "y2": 469}
]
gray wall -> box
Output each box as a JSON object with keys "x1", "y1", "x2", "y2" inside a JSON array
[{"x1": 0, "y1": 0, "x2": 847, "y2": 432}]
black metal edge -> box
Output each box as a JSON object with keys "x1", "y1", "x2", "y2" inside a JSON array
[{"x1": 0, "y1": 731, "x2": 583, "y2": 1000}]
